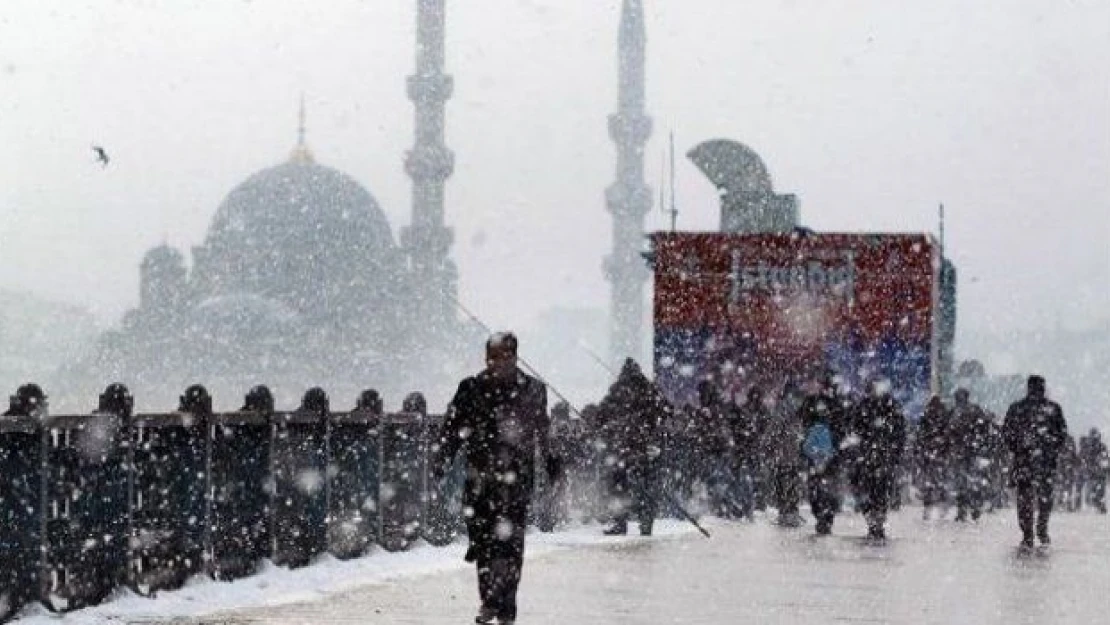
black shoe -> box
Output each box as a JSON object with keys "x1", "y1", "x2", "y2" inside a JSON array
[
  {"x1": 1019, "y1": 536, "x2": 1035, "y2": 551},
  {"x1": 971, "y1": 509, "x2": 981, "y2": 521},
  {"x1": 815, "y1": 521, "x2": 832, "y2": 536},
  {"x1": 603, "y1": 522, "x2": 628, "y2": 536},
  {"x1": 867, "y1": 526, "x2": 886, "y2": 541},
  {"x1": 475, "y1": 607, "x2": 497, "y2": 624},
  {"x1": 1037, "y1": 532, "x2": 1051, "y2": 546},
  {"x1": 639, "y1": 521, "x2": 653, "y2": 536}
]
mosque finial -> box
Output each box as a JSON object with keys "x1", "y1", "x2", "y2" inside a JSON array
[{"x1": 290, "y1": 93, "x2": 314, "y2": 164}]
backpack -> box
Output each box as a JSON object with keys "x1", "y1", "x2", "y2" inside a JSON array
[{"x1": 803, "y1": 422, "x2": 835, "y2": 470}]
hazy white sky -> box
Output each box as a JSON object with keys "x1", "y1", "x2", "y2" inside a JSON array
[{"x1": 1, "y1": 0, "x2": 1107, "y2": 351}]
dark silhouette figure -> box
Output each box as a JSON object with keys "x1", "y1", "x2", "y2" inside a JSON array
[
  {"x1": 1079, "y1": 428, "x2": 1108, "y2": 513},
  {"x1": 599, "y1": 359, "x2": 667, "y2": 535},
  {"x1": 848, "y1": 379, "x2": 907, "y2": 540},
  {"x1": 917, "y1": 396, "x2": 951, "y2": 518},
  {"x1": 797, "y1": 374, "x2": 849, "y2": 535},
  {"x1": 1003, "y1": 375, "x2": 1068, "y2": 549},
  {"x1": 431, "y1": 333, "x2": 560, "y2": 625},
  {"x1": 766, "y1": 382, "x2": 805, "y2": 526},
  {"x1": 948, "y1": 388, "x2": 993, "y2": 521}
]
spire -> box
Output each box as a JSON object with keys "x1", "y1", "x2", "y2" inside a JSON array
[
  {"x1": 289, "y1": 94, "x2": 314, "y2": 164},
  {"x1": 402, "y1": 0, "x2": 457, "y2": 343},
  {"x1": 605, "y1": 0, "x2": 653, "y2": 366}
]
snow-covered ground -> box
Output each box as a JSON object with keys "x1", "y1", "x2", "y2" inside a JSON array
[
  {"x1": 11, "y1": 510, "x2": 1109, "y2": 624},
  {"x1": 9, "y1": 522, "x2": 696, "y2": 625}
]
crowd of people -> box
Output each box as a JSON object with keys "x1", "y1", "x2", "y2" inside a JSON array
[
  {"x1": 541, "y1": 362, "x2": 1108, "y2": 546},
  {"x1": 430, "y1": 334, "x2": 1107, "y2": 625}
]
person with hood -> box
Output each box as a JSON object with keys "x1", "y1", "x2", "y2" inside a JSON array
[
  {"x1": 1002, "y1": 375, "x2": 1068, "y2": 550},
  {"x1": 797, "y1": 373, "x2": 849, "y2": 535},
  {"x1": 430, "y1": 333, "x2": 561, "y2": 625},
  {"x1": 599, "y1": 358, "x2": 668, "y2": 535},
  {"x1": 948, "y1": 388, "x2": 994, "y2": 521},
  {"x1": 847, "y1": 378, "x2": 907, "y2": 540},
  {"x1": 917, "y1": 395, "x2": 951, "y2": 519},
  {"x1": 765, "y1": 381, "x2": 806, "y2": 526}
]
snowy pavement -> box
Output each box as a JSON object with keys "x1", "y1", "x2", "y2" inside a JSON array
[{"x1": 14, "y1": 509, "x2": 1109, "y2": 624}]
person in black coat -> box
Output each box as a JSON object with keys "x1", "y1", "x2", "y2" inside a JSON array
[
  {"x1": 599, "y1": 358, "x2": 667, "y2": 535},
  {"x1": 916, "y1": 396, "x2": 951, "y2": 519},
  {"x1": 1002, "y1": 375, "x2": 1068, "y2": 549},
  {"x1": 731, "y1": 387, "x2": 765, "y2": 518},
  {"x1": 848, "y1": 379, "x2": 907, "y2": 540},
  {"x1": 948, "y1": 388, "x2": 993, "y2": 521},
  {"x1": 1079, "y1": 428, "x2": 1108, "y2": 513},
  {"x1": 431, "y1": 333, "x2": 561, "y2": 625},
  {"x1": 797, "y1": 374, "x2": 849, "y2": 535}
]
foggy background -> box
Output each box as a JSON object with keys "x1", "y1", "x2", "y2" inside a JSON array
[{"x1": 0, "y1": 1, "x2": 1107, "y2": 422}]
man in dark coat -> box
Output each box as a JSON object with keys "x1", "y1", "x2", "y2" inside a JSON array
[
  {"x1": 797, "y1": 374, "x2": 849, "y2": 535},
  {"x1": 948, "y1": 388, "x2": 993, "y2": 521},
  {"x1": 692, "y1": 379, "x2": 739, "y2": 519},
  {"x1": 1002, "y1": 375, "x2": 1068, "y2": 549},
  {"x1": 765, "y1": 382, "x2": 806, "y2": 526},
  {"x1": 916, "y1": 395, "x2": 951, "y2": 519},
  {"x1": 431, "y1": 333, "x2": 561, "y2": 625},
  {"x1": 600, "y1": 359, "x2": 667, "y2": 535},
  {"x1": 1079, "y1": 428, "x2": 1108, "y2": 513},
  {"x1": 731, "y1": 387, "x2": 765, "y2": 519},
  {"x1": 848, "y1": 379, "x2": 907, "y2": 540}
]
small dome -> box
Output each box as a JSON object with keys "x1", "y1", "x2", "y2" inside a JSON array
[{"x1": 141, "y1": 244, "x2": 185, "y2": 271}]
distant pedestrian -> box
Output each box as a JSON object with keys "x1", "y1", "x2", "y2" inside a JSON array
[
  {"x1": 431, "y1": 333, "x2": 561, "y2": 625},
  {"x1": 1079, "y1": 428, "x2": 1108, "y2": 513},
  {"x1": 1002, "y1": 375, "x2": 1068, "y2": 550},
  {"x1": 847, "y1": 378, "x2": 907, "y2": 541},
  {"x1": 798, "y1": 373, "x2": 849, "y2": 535},
  {"x1": 948, "y1": 388, "x2": 993, "y2": 521},
  {"x1": 917, "y1": 396, "x2": 951, "y2": 519},
  {"x1": 765, "y1": 382, "x2": 806, "y2": 526},
  {"x1": 600, "y1": 359, "x2": 667, "y2": 535}
]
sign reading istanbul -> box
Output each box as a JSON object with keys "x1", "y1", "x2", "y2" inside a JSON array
[{"x1": 729, "y1": 249, "x2": 857, "y2": 305}]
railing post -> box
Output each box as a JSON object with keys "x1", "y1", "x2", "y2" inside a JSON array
[
  {"x1": 270, "y1": 388, "x2": 329, "y2": 568},
  {"x1": 206, "y1": 386, "x2": 272, "y2": 580},
  {"x1": 0, "y1": 409, "x2": 43, "y2": 623},
  {"x1": 327, "y1": 389, "x2": 383, "y2": 559}
]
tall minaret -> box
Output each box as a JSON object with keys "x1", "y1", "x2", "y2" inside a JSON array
[
  {"x1": 605, "y1": 0, "x2": 653, "y2": 366},
  {"x1": 403, "y1": 0, "x2": 456, "y2": 337}
]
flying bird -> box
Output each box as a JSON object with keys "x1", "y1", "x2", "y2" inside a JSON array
[{"x1": 92, "y1": 145, "x2": 110, "y2": 167}]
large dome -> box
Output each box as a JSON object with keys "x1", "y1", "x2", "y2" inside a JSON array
[
  {"x1": 206, "y1": 160, "x2": 394, "y2": 253},
  {"x1": 191, "y1": 159, "x2": 402, "y2": 315}
]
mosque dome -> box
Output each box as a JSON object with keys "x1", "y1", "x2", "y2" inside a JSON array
[{"x1": 191, "y1": 155, "x2": 401, "y2": 315}]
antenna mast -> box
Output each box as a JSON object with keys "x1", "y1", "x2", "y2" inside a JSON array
[
  {"x1": 938, "y1": 202, "x2": 946, "y2": 254},
  {"x1": 669, "y1": 131, "x2": 678, "y2": 231}
]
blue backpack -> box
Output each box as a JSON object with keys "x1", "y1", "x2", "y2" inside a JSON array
[{"x1": 803, "y1": 422, "x2": 835, "y2": 469}]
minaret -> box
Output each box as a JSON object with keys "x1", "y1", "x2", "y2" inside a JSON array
[
  {"x1": 403, "y1": 0, "x2": 456, "y2": 337},
  {"x1": 605, "y1": 0, "x2": 653, "y2": 366}
]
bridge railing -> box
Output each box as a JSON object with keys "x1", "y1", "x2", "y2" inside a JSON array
[{"x1": 0, "y1": 386, "x2": 471, "y2": 623}]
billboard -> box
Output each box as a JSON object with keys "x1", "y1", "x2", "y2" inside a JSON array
[{"x1": 651, "y1": 231, "x2": 940, "y2": 417}]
